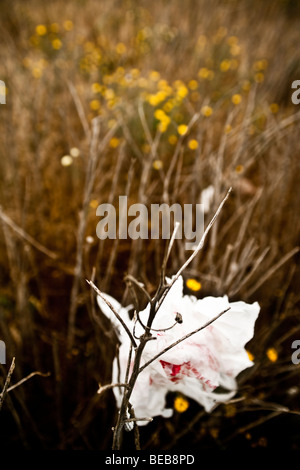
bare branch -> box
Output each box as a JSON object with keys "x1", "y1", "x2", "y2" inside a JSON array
[
  {"x1": 139, "y1": 307, "x2": 230, "y2": 374},
  {"x1": 67, "y1": 80, "x2": 91, "y2": 141},
  {"x1": 7, "y1": 371, "x2": 50, "y2": 393},
  {"x1": 157, "y1": 188, "x2": 232, "y2": 311},
  {"x1": 161, "y1": 221, "x2": 181, "y2": 281},
  {"x1": 246, "y1": 246, "x2": 299, "y2": 298},
  {"x1": 86, "y1": 279, "x2": 137, "y2": 348}
]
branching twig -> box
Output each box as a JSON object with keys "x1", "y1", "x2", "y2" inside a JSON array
[
  {"x1": 86, "y1": 279, "x2": 137, "y2": 348},
  {"x1": 124, "y1": 274, "x2": 152, "y2": 304},
  {"x1": 156, "y1": 188, "x2": 232, "y2": 313},
  {"x1": 7, "y1": 371, "x2": 50, "y2": 393},
  {"x1": 139, "y1": 307, "x2": 230, "y2": 374}
]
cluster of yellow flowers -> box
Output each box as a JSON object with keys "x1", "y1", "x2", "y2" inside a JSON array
[{"x1": 24, "y1": 22, "x2": 280, "y2": 170}]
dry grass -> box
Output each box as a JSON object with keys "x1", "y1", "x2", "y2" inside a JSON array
[{"x1": 0, "y1": 0, "x2": 299, "y2": 450}]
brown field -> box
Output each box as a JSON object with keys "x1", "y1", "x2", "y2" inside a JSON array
[{"x1": 0, "y1": 0, "x2": 299, "y2": 450}]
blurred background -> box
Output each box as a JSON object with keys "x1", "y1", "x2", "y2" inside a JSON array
[{"x1": 0, "y1": 0, "x2": 299, "y2": 450}]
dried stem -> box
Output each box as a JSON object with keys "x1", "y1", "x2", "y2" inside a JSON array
[
  {"x1": 0, "y1": 357, "x2": 15, "y2": 411},
  {"x1": 97, "y1": 383, "x2": 129, "y2": 396},
  {"x1": 139, "y1": 307, "x2": 230, "y2": 374},
  {"x1": 124, "y1": 274, "x2": 152, "y2": 304},
  {"x1": 156, "y1": 188, "x2": 232, "y2": 313},
  {"x1": 0, "y1": 207, "x2": 58, "y2": 260},
  {"x1": 86, "y1": 279, "x2": 137, "y2": 348},
  {"x1": 5, "y1": 370, "x2": 51, "y2": 396}
]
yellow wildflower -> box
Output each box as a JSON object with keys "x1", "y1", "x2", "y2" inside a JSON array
[
  {"x1": 176, "y1": 85, "x2": 189, "y2": 99},
  {"x1": 186, "y1": 278, "x2": 201, "y2": 291},
  {"x1": 130, "y1": 68, "x2": 140, "y2": 79},
  {"x1": 224, "y1": 124, "x2": 232, "y2": 134},
  {"x1": 52, "y1": 39, "x2": 62, "y2": 50},
  {"x1": 116, "y1": 42, "x2": 126, "y2": 54},
  {"x1": 168, "y1": 134, "x2": 178, "y2": 145},
  {"x1": 174, "y1": 396, "x2": 189, "y2": 413},
  {"x1": 89, "y1": 199, "x2": 99, "y2": 209},
  {"x1": 36, "y1": 24, "x2": 47, "y2": 36},
  {"x1": 147, "y1": 93, "x2": 164, "y2": 107},
  {"x1": 242, "y1": 80, "x2": 251, "y2": 92},
  {"x1": 235, "y1": 164, "x2": 244, "y2": 174},
  {"x1": 246, "y1": 350, "x2": 254, "y2": 362},
  {"x1": 154, "y1": 109, "x2": 166, "y2": 120},
  {"x1": 32, "y1": 67, "x2": 42, "y2": 79},
  {"x1": 253, "y1": 59, "x2": 268, "y2": 71},
  {"x1": 63, "y1": 20, "x2": 74, "y2": 31},
  {"x1": 163, "y1": 100, "x2": 174, "y2": 113},
  {"x1": 266, "y1": 348, "x2": 278, "y2": 362},
  {"x1": 232, "y1": 94, "x2": 242, "y2": 105},
  {"x1": 177, "y1": 124, "x2": 188, "y2": 136},
  {"x1": 153, "y1": 160, "x2": 163, "y2": 170},
  {"x1": 198, "y1": 67, "x2": 210, "y2": 79},
  {"x1": 91, "y1": 82, "x2": 102, "y2": 94},
  {"x1": 220, "y1": 59, "x2": 231, "y2": 72},
  {"x1": 188, "y1": 80, "x2": 198, "y2": 90},
  {"x1": 109, "y1": 137, "x2": 120, "y2": 148},
  {"x1": 149, "y1": 70, "x2": 160, "y2": 82},
  {"x1": 254, "y1": 72, "x2": 264, "y2": 83},
  {"x1": 158, "y1": 118, "x2": 170, "y2": 133},
  {"x1": 201, "y1": 105, "x2": 213, "y2": 117},
  {"x1": 227, "y1": 36, "x2": 239, "y2": 46},
  {"x1": 90, "y1": 100, "x2": 101, "y2": 111},
  {"x1": 188, "y1": 139, "x2": 199, "y2": 150}
]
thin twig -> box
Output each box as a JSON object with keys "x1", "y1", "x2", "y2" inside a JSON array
[
  {"x1": 156, "y1": 188, "x2": 232, "y2": 312},
  {"x1": 128, "y1": 405, "x2": 141, "y2": 450},
  {"x1": 102, "y1": 154, "x2": 134, "y2": 292},
  {"x1": 139, "y1": 307, "x2": 230, "y2": 374},
  {"x1": 0, "y1": 207, "x2": 58, "y2": 260},
  {"x1": 67, "y1": 117, "x2": 101, "y2": 350},
  {"x1": 247, "y1": 246, "x2": 299, "y2": 297},
  {"x1": 86, "y1": 279, "x2": 137, "y2": 348},
  {"x1": 124, "y1": 274, "x2": 152, "y2": 304},
  {"x1": 124, "y1": 417, "x2": 153, "y2": 423},
  {"x1": 7, "y1": 371, "x2": 50, "y2": 393},
  {"x1": 67, "y1": 80, "x2": 91, "y2": 141},
  {"x1": 0, "y1": 357, "x2": 15, "y2": 411},
  {"x1": 224, "y1": 411, "x2": 280, "y2": 444},
  {"x1": 97, "y1": 383, "x2": 129, "y2": 395},
  {"x1": 161, "y1": 221, "x2": 181, "y2": 282}
]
